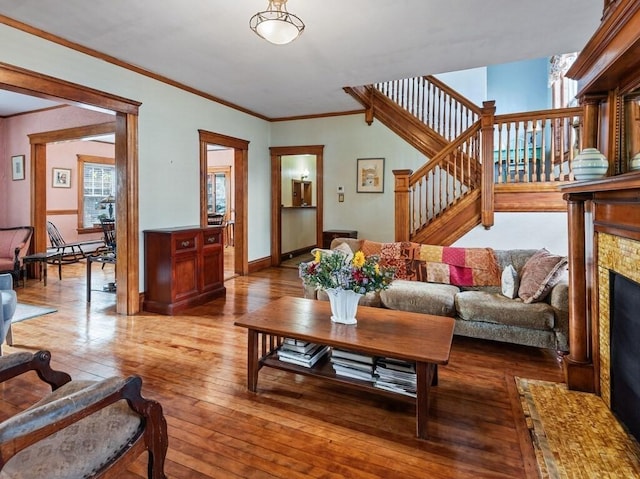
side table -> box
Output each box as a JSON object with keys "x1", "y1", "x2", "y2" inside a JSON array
[{"x1": 22, "y1": 251, "x2": 62, "y2": 287}]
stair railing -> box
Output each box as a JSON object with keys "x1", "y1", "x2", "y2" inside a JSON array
[
  {"x1": 493, "y1": 107, "x2": 583, "y2": 184},
  {"x1": 374, "y1": 75, "x2": 481, "y2": 142},
  {"x1": 406, "y1": 123, "x2": 482, "y2": 235}
]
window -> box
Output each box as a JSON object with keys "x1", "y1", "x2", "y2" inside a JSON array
[
  {"x1": 549, "y1": 53, "x2": 579, "y2": 108},
  {"x1": 77, "y1": 155, "x2": 115, "y2": 229},
  {"x1": 207, "y1": 167, "x2": 231, "y2": 216}
]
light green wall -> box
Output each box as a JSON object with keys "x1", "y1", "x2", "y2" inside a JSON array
[
  {"x1": 271, "y1": 115, "x2": 428, "y2": 242},
  {"x1": 0, "y1": 23, "x2": 272, "y2": 288}
]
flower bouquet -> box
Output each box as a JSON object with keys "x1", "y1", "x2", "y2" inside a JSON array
[{"x1": 299, "y1": 248, "x2": 395, "y2": 324}]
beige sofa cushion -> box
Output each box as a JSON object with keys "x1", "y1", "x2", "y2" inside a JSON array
[
  {"x1": 455, "y1": 290, "x2": 555, "y2": 330},
  {"x1": 380, "y1": 280, "x2": 459, "y2": 317}
]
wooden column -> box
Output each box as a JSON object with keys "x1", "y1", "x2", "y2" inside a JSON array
[
  {"x1": 563, "y1": 192, "x2": 595, "y2": 392},
  {"x1": 581, "y1": 95, "x2": 603, "y2": 149},
  {"x1": 393, "y1": 169, "x2": 412, "y2": 242},
  {"x1": 480, "y1": 100, "x2": 496, "y2": 229}
]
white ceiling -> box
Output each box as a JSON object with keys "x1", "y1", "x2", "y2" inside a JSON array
[{"x1": 0, "y1": 0, "x2": 603, "y2": 119}]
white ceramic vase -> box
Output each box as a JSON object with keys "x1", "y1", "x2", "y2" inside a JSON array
[
  {"x1": 572, "y1": 148, "x2": 608, "y2": 181},
  {"x1": 629, "y1": 152, "x2": 640, "y2": 171},
  {"x1": 325, "y1": 288, "x2": 362, "y2": 325}
]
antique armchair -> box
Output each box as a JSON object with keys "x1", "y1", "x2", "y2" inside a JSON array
[
  {"x1": 0, "y1": 350, "x2": 168, "y2": 478},
  {"x1": 0, "y1": 226, "x2": 33, "y2": 285}
]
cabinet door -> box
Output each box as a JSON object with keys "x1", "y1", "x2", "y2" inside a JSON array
[
  {"x1": 173, "y1": 233, "x2": 199, "y2": 301},
  {"x1": 201, "y1": 229, "x2": 223, "y2": 292}
]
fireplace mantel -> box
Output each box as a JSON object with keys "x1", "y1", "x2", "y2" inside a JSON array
[{"x1": 560, "y1": 172, "x2": 640, "y2": 392}]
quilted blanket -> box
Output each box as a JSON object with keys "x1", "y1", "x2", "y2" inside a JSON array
[
  {"x1": 360, "y1": 240, "x2": 501, "y2": 287},
  {"x1": 419, "y1": 245, "x2": 501, "y2": 287}
]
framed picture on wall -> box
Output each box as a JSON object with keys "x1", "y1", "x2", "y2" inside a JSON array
[
  {"x1": 11, "y1": 155, "x2": 25, "y2": 181},
  {"x1": 52, "y1": 167, "x2": 72, "y2": 188},
  {"x1": 356, "y1": 158, "x2": 384, "y2": 193}
]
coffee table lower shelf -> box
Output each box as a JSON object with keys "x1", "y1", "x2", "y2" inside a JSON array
[
  {"x1": 246, "y1": 334, "x2": 438, "y2": 440},
  {"x1": 260, "y1": 353, "x2": 430, "y2": 404}
]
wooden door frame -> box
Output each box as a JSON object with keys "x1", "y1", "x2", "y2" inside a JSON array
[
  {"x1": 270, "y1": 145, "x2": 324, "y2": 266},
  {"x1": 199, "y1": 130, "x2": 248, "y2": 275},
  {"x1": 0, "y1": 62, "x2": 141, "y2": 314}
]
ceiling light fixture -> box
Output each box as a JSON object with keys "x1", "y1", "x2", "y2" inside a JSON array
[{"x1": 249, "y1": 0, "x2": 305, "y2": 46}]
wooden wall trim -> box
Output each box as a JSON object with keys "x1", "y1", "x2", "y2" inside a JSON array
[
  {"x1": 46, "y1": 209, "x2": 78, "y2": 216},
  {"x1": 0, "y1": 61, "x2": 139, "y2": 114},
  {"x1": 269, "y1": 145, "x2": 324, "y2": 266},
  {"x1": 567, "y1": 0, "x2": 640, "y2": 95},
  {"x1": 198, "y1": 129, "x2": 249, "y2": 276},
  {"x1": 248, "y1": 256, "x2": 272, "y2": 273}
]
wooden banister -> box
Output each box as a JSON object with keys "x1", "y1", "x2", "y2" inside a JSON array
[{"x1": 481, "y1": 101, "x2": 496, "y2": 228}]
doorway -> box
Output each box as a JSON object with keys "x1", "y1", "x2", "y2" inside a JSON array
[
  {"x1": 206, "y1": 156, "x2": 234, "y2": 279},
  {"x1": 199, "y1": 130, "x2": 248, "y2": 276},
  {"x1": 270, "y1": 145, "x2": 324, "y2": 266},
  {"x1": 1, "y1": 62, "x2": 140, "y2": 314}
]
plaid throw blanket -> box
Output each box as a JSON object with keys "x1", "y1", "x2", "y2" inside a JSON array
[{"x1": 360, "y1": 240, "x2": 501, "y2": 287}]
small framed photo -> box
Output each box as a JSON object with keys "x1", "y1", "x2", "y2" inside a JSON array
[
  {"x1": 356, "y1": 158, "x2": 385, "y2": 193},
  {"x1": 11, "y1": 155, "x2": 25, "y2": 181},
  {"x1": 52, "y1": 167, "x2": 72, "y2": 188}
]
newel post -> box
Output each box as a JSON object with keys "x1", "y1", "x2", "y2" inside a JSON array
[
  {"x1": 480, "y1": 100, "x2": 496, "y2": 229},
  {"x1": 393, "y1": 169, "x2": 412, "y2": 242}
]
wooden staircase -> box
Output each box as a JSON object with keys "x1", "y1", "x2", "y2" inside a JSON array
[{"x1": 345, "y1": 75, "x2": 582, "y2": 245}]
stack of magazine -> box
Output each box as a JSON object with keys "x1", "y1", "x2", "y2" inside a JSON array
[
  {"x1": 330, "y1": 348, "x2": 376, "y2": 383},
  {"x1": 374, "y1": 357, "x2": 417, "y2": 397},
  {"x1": 276, "y1": 338, "x2": 330, "y2": 368}
]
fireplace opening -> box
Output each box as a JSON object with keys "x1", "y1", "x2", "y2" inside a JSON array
[{"x1": 610, "y1": 271, "x2": 640, "y2": 443}]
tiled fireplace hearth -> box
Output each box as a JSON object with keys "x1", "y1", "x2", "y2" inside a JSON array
[
  {"x1": 597, "y1": 234, "x2": 640, "y2": 442},
  {"x1": 597, "y1": 233, "x2": 640, "y2": 407},
  {"x1": 561, "y1": 173, "x2": 640, "y2": 440}
]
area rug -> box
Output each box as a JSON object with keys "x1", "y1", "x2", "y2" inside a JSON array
[
  {"x1": 516, "y1": 377, "x2": 640, "y2": 478},
  {"x1": 280, "y1": 253, "x2": 310, "y2": 269},
  {"x1": 12, "y1": 303, "x2": 58, "y2": 323}
]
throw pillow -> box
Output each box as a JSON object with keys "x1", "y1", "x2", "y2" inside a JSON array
[
  {"x1": 501, "y1": 264, "x2": 519, "y2": 299},
  {"x1": 518, "y1": 249, "x2": 568, "y2": 303}
]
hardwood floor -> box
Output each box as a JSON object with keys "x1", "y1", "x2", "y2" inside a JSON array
[{"x1": 2, "y1": 261, "x2": 563, "y2": 478}]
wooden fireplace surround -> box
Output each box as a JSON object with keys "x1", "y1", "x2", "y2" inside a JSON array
[
  {"x1": 561, "y1": 174, "x2": 640, "y2": 392},
  {"x1": 562, "y1": 0, "x2": 640, "y2": 392}
]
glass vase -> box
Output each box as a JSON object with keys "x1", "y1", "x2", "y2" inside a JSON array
[{"x1": 325, "y1": 288, "x2": 362, "y2": 325}]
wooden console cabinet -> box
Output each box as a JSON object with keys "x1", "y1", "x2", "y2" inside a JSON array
[{"x1": 143, "y1": 226, "x2": 226, "y2": 315}]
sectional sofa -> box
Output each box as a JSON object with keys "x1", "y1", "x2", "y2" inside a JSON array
[{"x1": 302, "y1": 237, "x2": 569, "y2": 352}]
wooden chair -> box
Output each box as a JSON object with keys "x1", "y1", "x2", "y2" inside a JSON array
[
  {"x1": 46, "y1": 221, "x2": 105, "y2": 264},
  {"x1": 0, "y1": 350, "x2": 168, "y2": 478},
  {"x1": 99, "y1": 217, "x2": 116, "y2": 255}
]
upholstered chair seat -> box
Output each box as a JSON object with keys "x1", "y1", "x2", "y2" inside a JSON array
[
  {"x1": 0, "y1": 274, "x2": 16, "y2": 355},
  {"x1": 0, "y1": 351, "x2": 168, "y2": 479}
]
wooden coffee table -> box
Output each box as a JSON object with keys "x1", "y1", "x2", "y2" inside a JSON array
[{"x1": 234, "y1": 296, "x2": 455, "y2": 439}]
